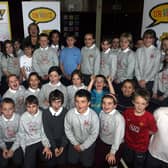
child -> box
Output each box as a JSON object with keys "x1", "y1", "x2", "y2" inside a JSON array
[
  {"x1": 13, "y1": 39, "x2": 24, "y2": 58},
  {"x1": 160, "y1": 37, "x2": 168, "y2": 61},
  {"x1": 19, "y1": 95, "x2": 52, "y2": 168},
  {"x1": 151, "y1": 49, "x2": 168, "y2": 107},
  {"x1": 64, "y1": 89, "x2": 99, "y2": 168},
  {"x1": 67, "y1": 69, "x2": 87, "y2": 109},
  {"x1": 117, "y1": 79, "x2": 135, "y2": 112},
  {"x1": 24, "y1": 72, "x2": 41, "y2": 100},
  {"x1": 135, "y1": 29, "x2": 161, "y2": 94},
  {"x1": 100, "y1": 38, "x2": 117, "y2": 80},
  {"x1": 32, "y1": 33, "x2": 59, "y2": 83},
  {"x1": 146, "y1": 107, "x2": 168, "y2": 167},
  {"x1": 49, "y1": 29, "x2": 64, "y2": 57},
  {"x1": 95, "y1": 94, "x2": 125, "y2": 168},
  {"x1": 1, "y1": 40, "x2": 20, "y2": 95},
  {"x1": 134, "y1": 38, "x2": 144, "y2": 50},
  {"x1": 20, "y1": 43, "x2": 34, "y2": 86},
  {"x1": 114, "y1": 32, "x2": 135, "y2": 84},
  {"x1": 3, "y1": 74, "x2": 25, "y2": 115},
  {"x1": 81, "y1": 33, "x2": 100, "y2": 85},
  {"x1": 60, "y1": 33, "x2": 81, "y2": 86},
  {"x1": 0, "y1": 98, "x2": 23, "y2": 168},
  {"x1": 39, "y1": 66, "x2": 67, "y2": 109},
  {"x1": 111, "y1": 35, "x2": 120, "y2": 54},
  {"x1": 42, "y1": 89, "x2": 68, "y2": 167},
  {"x1": 87, "y1": 75, "x2": 115, "y2": 115},
  {"x1": 122, "y1": 89, "x2": 157, "y2": 168}
]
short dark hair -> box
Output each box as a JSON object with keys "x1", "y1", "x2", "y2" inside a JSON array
[
  {"x1": 28, "y1": 72, "x2": 41, "y2": 88},
  {"x1": 25, "y1": 95, "x2": 39, "y2": 106},
  {"x1": 48, "y1": 66, "x2": 62, "y2": 76},
  {"x1": 122, "y1": 79, "x2": 136, "y2": 90},
  {"x1": 71, "y1": 69, "x2": 83, "y2": 82},
  {"x1": 23, "y1": 42, "x2": 33, "y2": 49},
  {"x1": 132, "y1": 88, "x2": 150, "y2": 103},
  {"x1": 1, "y1": 98, "x2": 15, "y2": 107},
  {"x1": 75, "y1": 89, "x2": 91, "y2": 102},
  {"x1": 66, "y1": 32, "x2": 76, "y2": 40},
  {"x1": 49, "y1": 89, "x2": 64, "y2": 105},
  {"x1": 39, "y1": 33, "x2": 48, "y2": 39}
]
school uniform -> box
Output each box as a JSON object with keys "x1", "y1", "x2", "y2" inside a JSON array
[
  {"x1": 50, "y1": 44, "x2": 64, "y2": 57},
  {"x1": 64, "y1": 107, "x2": 99, "y2": 167},
  {"x1": 81, "y1": 44, "x2": 100, "y2": 85},
  {"x1": 32, "y1": 47, "x2": 58, "y2": 78},
  {"x1": 24, "y1": 87, "x2": 40, "y2": 101},
  {"x1": 122, "y1": 108, "x2": 157, "y2": 168},
  {"x1": 146, "y1": 107, "x2": 168, "y2": 168},
  {"x1": 42, "y1": 107, "x2": 68, "y2": 166},
  {"x1": 67, "y1": 84, "x2": 87, "y2": 109},
  {"x1": 115, "y1": 48, "x2": 135, "y2": 83},
  {"x1": 0, "y1": 113, "x2": 23, "y2": 168},
  {"x1": 95, "y1": 109, "x2": 125, "y2": 168},
  {"x1": 16, "y1": 49, "x2": 24, "y2": 58},
  {"x1": 135, "y1": 45, "x2": 161, "y2": 92},
  {"x1": 3, "y1": 86, "x2": 26, "y2": 115},
  {"x1": 39, "y1": 82, "x2": 67, "y2": 109},
  {"x1": 100, "y1": 48, "x2": 117, "y2": 79},
  {"x1": 19, "y1": 110, "x2": 51, "y2": 168}
]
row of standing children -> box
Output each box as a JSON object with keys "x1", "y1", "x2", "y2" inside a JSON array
[{"x1": 1, "y1": 86, "x2": 168, "y2": 168}]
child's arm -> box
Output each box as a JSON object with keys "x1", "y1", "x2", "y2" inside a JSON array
[
  {"x1": 1, "y1": 56, "x2": 10, "y2": 77},
  {"x1": 87, "y1": 75, "x2": 95, "y2": 91},
  {"x1": 106, "y1": 76, "x2": 115, "y2": 95},
  {"x1": 60, "y1": 63, "x2": 71, "y2": 80}
]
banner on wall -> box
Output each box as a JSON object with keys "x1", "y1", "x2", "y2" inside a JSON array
[
  {"x1": 22, "y1": 1, "x2": 60, "y2": 37},
  {"x1": 141, "y1": 0, "x2": 168, "y2": 42},
  {"x1": 0, "y1": 2, "x2": 11, "y2": 41}
]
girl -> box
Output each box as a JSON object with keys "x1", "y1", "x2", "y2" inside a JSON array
[
  {"x1": 87, "y1": 75, "x2": 115, "y2": 115},
  {"x1": 67, "y1": 69, "x2": 87, "y2": 109},
  {"x1": 135, "y1": 29, "x2": 160, "y2": 94},
  {"x1": 80, "y1": 33, "x2": 100, "y2": 85},
  {"x1": 49, "y1": 29, "x2": 64, "y2": 57},
  {"x1": 24, "y1": 72, "x2": 41, "y2": 100},
  {"x1": 1, "y1": 40, "x2": 20, "y2": 94},
  {"x1": 39, "y1": 66, "x2": 67, "y2": 109},
  {"x1": 160, "y1": 37, "x2": 168, "y2": 61},
  {"x1": 114, "y1": 32, "x2": 135, "y2": 85},
  {"x1": 152, "y1": 49, "x2": 168, "y2": 106},
  {"x1": 13, "y1": 39, "x2": 24, "y2": 58},
  {"x1": 95, "y1": 94, "x2": 125, "y2": 168},
  {"x1": 117, "y1": 79, "x2": 135, "y2": 112}
]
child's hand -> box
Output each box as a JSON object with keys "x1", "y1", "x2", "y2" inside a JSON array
[
  {"x1": 74, "y1": 144, "x2": 81, "y2": 152},
  {"x1": 42, "y1": 147, "x2": 52, "y2": 160},
  {"x1": 7, "y1": 149, "x2": 14, "y2": 158},
  {"x1": 106, "y1": 76, "x2": 112, "y2": 83},
  {"x1": 105, "y1": 152, "x2": 116, "y2": 165},
  {"x1": 2, "y1": 149, "x2": 8, "y2": 159},
  {"x1": 55, "y1": 147, "x2": 64, "y2": 157},
  {"x1": 90, "y1": 75, "x2": 95, "y2": 81},
  {"x1": 138, "y1": 80, "x2": 146, "y2": 88}
]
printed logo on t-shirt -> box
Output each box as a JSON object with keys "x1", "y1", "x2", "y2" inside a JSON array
[
  {"x1": 41, "y1": 55, "x2": 49, "y2": 64},
  {"x1": 129, "y1": 124, "x2": 140, "y2": 133},
  {"x1": 150, "y1": 54, "x2": 154, "y2": 59},
  {"x1": 6, "y1": 126, "x2": 15, "y2": 138},
  {"x1": 84, "y1": 120, "x2": 90, "y2": 127},
  {"x1": 27, "y1": 121, "x2": 38, "y2": 135}
]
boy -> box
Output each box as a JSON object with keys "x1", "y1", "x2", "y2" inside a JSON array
[
  {"x1": 3, "y1": 74, "x2": 25, "y2": 115},
  {"x1": 0, "y1": 98, "x2": 23, "y2": 168},
  {"x1": 20, "y1": 43, "x2": 34, "y2": 85},
  {"x1": 64, "y1": 89, "x2": 99, "y2": 168},
  {"x1": 80, "y1": 33, "x2": 100, "y2": 85},
  {"x1": 60, "y1": 33, "x2": 81, "y2": 86},
  {"x1": 43, "y1": 89, "x2": 68, "y2": 167},
  {"x1": 19, "y1": 95, "x2": 52, "y2": 168},
  {"x1": 32, "y1": 33, "x2": 59, "y2": 83},
  {"x1": 100, "y1": 38, "x2": 117, "y2": 80},
  {"x1": 122, "y1": 89, "x2": 157, "y2": 168}
]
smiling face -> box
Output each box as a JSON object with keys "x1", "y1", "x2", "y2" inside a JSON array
[
  {"x1": 143, "y1": 35, "x2": 154, "y2": 47},
  {"x1": 2, "y1": 102, "x2": 15, "y2": 119},
  {"x1": 94, "y1": 77, "x2": 106, "y2": 91},
  {"x1": 5, "y1": 42, "x2": 14, "y2": 55},
  {"x1": 8, "y1": 76, "x2": 19, "y2": 90},
  {"x1": 121, "y1": 81, "x2": 135, "y2": 97},
  {"x1": 84, "y1": 34, "x2": 94, "y2": 48},
  {"x1": 72, "y1": 74, "x2": 82, "y2": 87},
  {"x1": 29, "y1": 75, "x2": 40, "y2": 90},
  {"x1": 133, "y1": 96, "x2": 148, "y2": 115},
  {"x1": 101, "y1": 40, "x2": 111, "y2": 52},
  {"x1": 26, "y1": 103, "x2": 38, "y2": 115},
  {"x1": 120, "y1": 37, "x2": 130, "y2": 50},
  {"x1": 102, "y1": 97, "x2": 117, "y2": 113},
  {"x1": 49, "y1": 71, "x2": 60, "y2": 85},
  {"x1": 75, "y1": 96, "x2": 90, "y2": 114}
]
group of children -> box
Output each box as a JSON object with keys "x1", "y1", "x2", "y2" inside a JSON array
[{"x1": 0, "y1": 23, "x2": 168, "y2": 168}]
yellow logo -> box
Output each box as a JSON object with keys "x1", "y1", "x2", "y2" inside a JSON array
[
  {"x1": 29, "y1": 7, "x2": 56, "y2": 24},
  {"x1": 147, "y1": 3, "x2": 168, "y2": 28}
]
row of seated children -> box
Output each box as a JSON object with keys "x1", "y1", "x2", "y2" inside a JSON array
[{"x1": 0, "y1": 88, "x2": 168, "y2": 168}]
